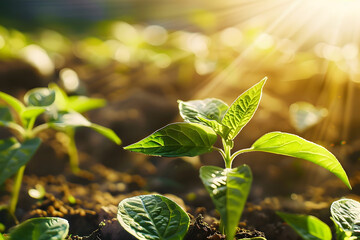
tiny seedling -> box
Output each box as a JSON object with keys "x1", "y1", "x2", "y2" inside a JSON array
[
  {"x1": 117, "y1": 194, "x2": 190, "y2": 240},
  {"x1": 1, "y1": 217, "x2": 69, "y2": 240},
  {"x1": 277, "y1": 198, "x2": 360, "y2": 240},
  {"x1": 124, "y1": 78, "x2": 351, "y2": 240},
  {"x1": 0, "y1": 85, "x2": 121, "y2": 216}
]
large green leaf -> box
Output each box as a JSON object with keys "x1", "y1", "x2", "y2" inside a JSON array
[
  {"x1": 0, "y1": 138, "x2": 41, "y2": 185},
  {"x1": 0, "y1": 233, "x2": 5, "y2": 240},
  {"x1": 124, "y1": 123, "x2": 217, "y2": 157},
  {"x1": 0, "y1": 92, "x2": 25, "y2": 113},
  {"x1": 331, "y1": 198, "x2": 360, "y2": 238},
  {"x1": 24, "y1": 88, "x2": 55, "y2": 107},
  {"x1": 117, "y1": 194, "x2": 190, "y2": 240},
  {"x1": 277, "y1": 212, "x2": 331, "y2": 240},
  {"x1": 222, "y1": 78, "x2": 266, "y2": 140},
  {"x1": 249, "y1": 132, "x2": 351, "y2": 189},
  {"x1": 90, "y1": 123, "x2": 121, "y2": 145},
  {"x1": 178, "y1": 98, "x2": 229, "y2": 124},
  {"x1": 200, "y1": 165, "x2": 252, "y2": 240},
  {"x1": 9, "y1": 217, "x2": 69, "y2": 240}
]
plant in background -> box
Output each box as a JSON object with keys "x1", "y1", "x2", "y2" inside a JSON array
[
  {"x1": 277, "y1": 198, "x2": 360, "y2": 240},
  {"x1": 1, "y1": 217, "x2": 69, "y2": 240},
  {"x1": 0, "y1": 86, "x2": 121, "y2": 216},
  {"x1": 117, "y1": 194, "x2": 190, "y2": 240},
  {"x1": 124, "y1": 77, "x2": 351, "y2": 240}
]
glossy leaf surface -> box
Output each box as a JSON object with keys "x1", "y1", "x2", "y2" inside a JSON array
[
  {"x1": 222, "y1": 78, "x2": 266, "y2": 140},
  {"x1": 178, "y1": 98, "x2": 229, "y2": 124},
  {"x1": 331, "y1": 198, "x2": 360, "y2": 238},
  {"x1": 9, "y1": 217, "x2": 69, "y2": 240},
  {"x1": 24, "y1": 88, "x2": 55, "y2": 107},
  {"x1": 250, "y1": 131, "x2": 351, "y2": 189},
  {"x1": 200, "y1": 165, "x2": 252, "y2": 240},
  {"x1": 124, "y1": 123, "x2": 217, "y2": 157},
  {"x1": 118, "y1": 194, "x2": 190, "y2": 240},
  {"x1": 0, "y1": 138, "x2": 41, "y2": 185},
  {"x1": 277, "y1": 212, "x2": 331, "y2": 240}
]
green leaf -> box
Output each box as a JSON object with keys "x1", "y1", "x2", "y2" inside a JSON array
[
  {"x1": 0, "y1": 92, "x2": 25, "y2": 113},
  {"x1": 0, "y1": 233, "x2": 5, "y2": 240},
  {"x1": 124, "y1": 123, "x2": 217, "y2": 157},
  {"x1": 48, "y1": 83, "x2": 69, "y2": 111},
  {"x1": 0, "y1": 138, "x2": 41, "y2": 185},
  {"x1": 20, "y1": 107, "x2": 46, "y2": 121},
  {"x1": 24, "y1": 88, "x2": 55, "y2": 107},
  {"x1": 117, "y1": 194, "x2": 190, "y2": 240},
  {"x1": 250, "y1": 131, "x2": 351, "y2": 189},
  {"x1": 200, "y1": 165, "x2": 252, "y2": 240},
  {"x1": 331, "y1": 198, "x2": 360, "y2": 238},
  {"x1": 49, "y1": 83, "x2": 106, "y2": 113},
  {"x1": 196, "y1": 116, "x2": 231, "y2": 139},
  {"x1": 0, "y1": 106, "x2": 13, "y2": 126},
  {"x1": 178, "y1": 98, "x2": 229, "y2": 124},
  {"x1": 222, "y1": 78, "x2": 267, "y2": 140},
  {"x1": 67, "y1": 96, "x2": 106, "y2": 113},
  {"x1": 277, "y1": 212, "x2": 331, "y2": 240},
  {"x1": 90, "y1": 123, "x2": 121, "y2": 145},
  {"x1": 9, "y1": 217, "x2": 69, "y2": 240}
]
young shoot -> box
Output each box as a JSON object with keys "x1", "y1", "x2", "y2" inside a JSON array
[{"x1": 124, "y1": 77, "x2": 351, "y2": 240}]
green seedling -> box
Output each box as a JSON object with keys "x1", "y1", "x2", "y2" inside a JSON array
[
  {"x1": 117, "y1": 194, "x2": 190, "y2": 240},
  {"x1": 277, "y1": 198, "x2": 360, "y2": 240},
  {"x1": 0, "y1": 86, "x2": 120, "y2": 216},
  {"x1": 1, "y1": 217, "x2": 69, "y2": 240},
  {"x1": 124, "y1": 77, "x2": 351, "y2": 240},
  {"x1": 48, "y1": 83, "x2": 121, "y2": 173}
]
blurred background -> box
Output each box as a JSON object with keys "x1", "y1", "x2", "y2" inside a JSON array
[{"x1": 1, "y1": 0, "x2": 360, "y2": 203}]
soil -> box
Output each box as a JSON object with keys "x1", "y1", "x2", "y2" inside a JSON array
[{"x1": 1, "y1": 59, "x2": 359, "y2": 240}]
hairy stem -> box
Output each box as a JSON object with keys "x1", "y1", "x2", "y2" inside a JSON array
[
  {"x1": 222, "y1": 139, "x2": 233, "y2": 168},
  {"x1": 9, "y1": 165, "x2": 26, "y2": 218}
]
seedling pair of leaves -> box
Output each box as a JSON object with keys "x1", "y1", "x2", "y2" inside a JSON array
[
  {"x1": 278, "y1": 198, "x2": 360, "y2": 240},
  {"x1": 1, "y1": 217, "x2": 68, "y2": 240},
  {"x1": 124, "y1": 78, "x2": 351, "y2": 240},
  {"x1": 0, "y1": 84, "x2": 121, "y2": 215}
]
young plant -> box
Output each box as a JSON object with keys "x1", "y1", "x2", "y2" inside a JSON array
[
  {"x1": 1, "y1": 217, "x2": 69, "y2": 240},
  {"x1": 117, "y1": 194, "x2": 190, "y2": 240},
  {"x1": 0, "y1": 86, "x2": 121, "y2": 215},
  {"x1": 124, "y1": 77, "x2": 351, "y2": 240},
  {"x1": 277, "y1": 198, "x2": 360, "y2": 240}
]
